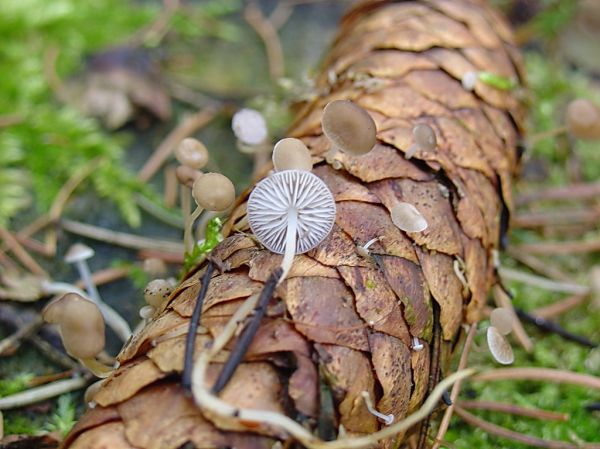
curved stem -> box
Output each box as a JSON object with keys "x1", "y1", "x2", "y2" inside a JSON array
[
  {"x1": 79, "y1": 358, "x2": 113, "y2": 378},
  {"x1": 184, "y1": 204, "x2": 204, "y2": 253},
  {"x1": 280, "y1": 208, "x2": 298, "y2": 282}
]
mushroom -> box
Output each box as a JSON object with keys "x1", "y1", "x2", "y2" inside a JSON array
[
  {"x1": 461, "y1": 70, "x2": 478, "y2": 91},
  {"x1": 487, "y1": 325, "x2": 514, "y2": 365},
  {"x1": 566, "y1": 99, "x2": 600, "y2": 140},
  {"x1": 184, "y1": 173, "x2": 235, "y2": 253},
  {"x1": 247, "y1": 169, "x2": 336, "y2": 280},
  {"x1": 142, "y1": 257, "x2": 167, "y2": 278},
  {"x1": 143, "y1": 278, "x2": 173, "y2": 311},
  {"x1": 321, "y1": 100, "x2": 377, "y2": 169},
  {"x1": 390, "y1": 202, "x2": 428, "y2": 233},
  {"x1": 232, "y1": 108, "x2": 272, "y2": 176},
  {"x1": 405, "y1": 123, "x2": 437, "y2": 159},
  {"x1": 490, "y1": 307, "x2": 514, "y2": 336},
  {"x1": 64, "y1": 243, "x2": 131, "y2": 342},
  {"x1": 42, "y1": 292, "x2": 113, "y2": 377},
  {"x1": 175, "y1": 138, "x2": 209, "y2": 170},
  {"x1": 272, "y1": 138, "x2": 313, "y2": 172}
]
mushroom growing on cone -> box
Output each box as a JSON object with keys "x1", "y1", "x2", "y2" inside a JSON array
[{"x1": 63, "y1": 1, "x2": 525, "y2": 448}]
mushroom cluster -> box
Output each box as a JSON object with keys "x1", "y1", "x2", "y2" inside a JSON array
[{"x1": 174, "y1": 137, "x2": 235, "y2": 252}]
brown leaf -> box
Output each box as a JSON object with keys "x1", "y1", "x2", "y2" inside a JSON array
[{"x1": 70, "y1": 422, "x2": 133, "y2": 449}]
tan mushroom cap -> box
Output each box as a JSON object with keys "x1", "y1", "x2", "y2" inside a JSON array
[
  {"x1": 175, "y1": 138, "x2": 209, "y2": 170},
  {"x1": 413, "y1": 123, "x2": 437, "y2": 151},
  {"x1": 487, "y1": 326, "x2": 514, "y2": 365},
  {"x1": 272, "y1": 138, "x2": 313, "y2": 171},
  {"x1": 321, "y1": 100, "x2": 377, "y2": 156},
  {"x1": 490, "y1": 307, "x2": 513, "y2": 336},
  {"x1": 192, "y1": 172, "x2": 236, "y2": 212},
  {"x1": 390, "y1": 202, "x2": 428, "y2": 233},
  {"x1": 143, "y1": 279, "x2": 173, "y2": 308},
  {"x1": 566, "y1": 99, "x2": 600, "y2": 140},
  {"x1": 42, "y1": 293, "x2": 105, "y2": 359},
  {"x1": 175, "y1": 165, "x2": 202, "y2": 188}
]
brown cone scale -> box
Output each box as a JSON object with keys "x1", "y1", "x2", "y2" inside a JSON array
[{"x1": 63, "y1": 1, "x2": 524, "y2": 448}]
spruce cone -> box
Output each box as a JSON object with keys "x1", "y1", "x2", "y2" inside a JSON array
[{"x1": 63, "y1": 1, "x2": 525, "y2": 448}]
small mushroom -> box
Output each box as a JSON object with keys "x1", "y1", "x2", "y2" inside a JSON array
[
  {"x1": 232, "y1": 108, "x2": 271, "y2": 176},
  {"x1": 142, "y1": 257, "x2": 167, "y2": 278},
  {"x1": 184, "y1": 173, "x2": 235, "y2": 253},
  {"x1": 272, "y1": 138, "x2": 313, "y2": 172},
  {"x1": 175, "y1": 138, "x2": 209, "y2": 170},
  {"x1": 321, "y1": 100, "x2": 377, "y2": 168},
  {"x1": 405, "y1": 123, "x2": 437, "y2": 159},
  {"x1": 175, "y1": 165, "x2": 203, "y2": 189},
  {"x1": 487, "y1": 325, "x2": 514, "y2": 365},
  {"x1": 461, "y1": 70, "x2": 478, "y2": 91},
  {"x1": 490, "y1": 307, "x2": 513, "y2": 336},
  {"x1": 144, "y1": 278, "x2": 173, "y2": 309},
  {"x1": 247, "y1": 169, "x2": 336, "y2": 280},
  {"x1": 42, "y1": 292, "x2": 113, "y2": 377},
  {"x1": 566, "y1": 99, "x2": 600, "y2": 140},
  {"x1": 390, "y1": 202, "x2": 428, "y2": 233}
]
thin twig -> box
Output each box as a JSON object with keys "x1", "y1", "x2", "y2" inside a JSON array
[
  {"x1": 0, "y1": 376, "x2": 90, "y2": 410},
  {"x1": 515, "y1": 308, "x2": 596, "y2": 348},
  {"x1": 0, "y1": 114, "x2": 23, "y2": 128},
  {"x1": 531, "y1": 294, "x2": 587, "y2": 319},
  {"x1": 454, "y1": 406, "x2": 600, "y2": 449},
  {"x1": 458, "y1": 400, "x2": 569, "y2": 421},
  {"x1": 0, "y1": 315, "x2": 43, "y2": 356},
  {"x1": 182, "y1": 262, "x2": 215, "y2": 391},
  {"x1": 514, "y1": 239, "x2": 600, "y2": 255},
  {"x1": 473, "y1": 367, "x2": 600, "y2": 390},
  {"x1": 134, "y1": 193, "x2": 184, "y2": 228},
  {"x1": 499, "y1": 267, "x2": 589, "y2": 295},
  {"x1": 432, "y1": 323, "x2": 478, "y2": 449},
  {"x1": 211, "y1": 267, "x2": 282, "y2": 393},
  {"x1": 60, "y1": 219, "x2": 184, "y2": 253},
  {"x1": 0, "y1": 226, "x2": 48, "y2": 278},
  {"x1": 164, "y1": 165, "x2": 178, "y2": 208},
  {"x1": 507, "y1": 248, "x2": 573, "y2": 282},
  {"x1": 137, "y1": 107, "x2": 218, "y2": 182},
  {"x1": 74, "y1": 266, "x2": 131, "y2": 290},
  {"x1": 517, "y1": 181, "x2": 600, "y2": 206},
  {"x1": 244, "y1": 2, "x2": 285, "y2": 81},
  {"x1": 512, "y1": 208, "x2": 600, "y2": 229},
  {"x1": 28, "y1": 335, "x2": 79, "y2": 370},
  {"x1": 493, "y1": 285, "x2": 534, "y2": 353}
]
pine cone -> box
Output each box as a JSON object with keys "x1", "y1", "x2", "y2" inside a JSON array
[{"x1": 63, "y1": 1, "x2": 524, "y2": 448}]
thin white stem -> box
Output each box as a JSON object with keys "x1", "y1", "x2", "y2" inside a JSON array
[
  {"x1": 280, "y1": 208, "x2": 298, "y2": 283},
  {"x1": 0, "y1": 376, "x2": 89, "y2": 410},
  {"x1": 184, "y1": 204, "x2": 204, "y2": 253},
  {"x1": 498, "y1": 266, "x2": 589, "y2": 295},
  {"x1": 182, "y1": 186, "x2": 192, "y2": 251}
]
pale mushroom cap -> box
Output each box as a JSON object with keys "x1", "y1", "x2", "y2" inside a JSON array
[
  {"x1": 144, "y1": 278, "x2": 173, "y2": 308},
  {"x1": 462, "y1": 70, "x2": 478, "y2": 91},
  {"x1": 42, "y1": 293, "x2": 105, "y2": 359},
  {"x1": 175, "y1": 165, "x2": 202, "y2": 188},
  {"x1": 413, "y1": 124, "x2": 437, "y2": 151},
  {"x1": 272, "y1": 138, "x2": 313, "y2": 172},
  {"x1": 390, "y1": 202, "x2": 428, "y2": 233},
  {"x1": 142, "y1": 257, "x2": 167, "y2": 277},
  {"x1": 232, "y1": 108, "x2": 268, "y2": 145},
  {"x1": 65, "y1": 243, "x2": 94, "y2": 263},
  {"x1": 490, "y1": 307, "x2": 513, "y2": 336},
  {"x1": 175, "y1": 138, "x2": 209, "y2": 170},
  {"x1": 566, "y1": 99, "x2": 600, "y2": 140},
  {"x1": 192, "y1": 173, "x2": 236, "y2": 212},
  {"x1": 487, "y1": 326, "x2": 514, "y2": 365},
  {"x1": 247, "y1": 170, "x2": 336, "y2": 254},
  {"x1": 321, "y1": 100, "x2": 377, "y2": 156}
]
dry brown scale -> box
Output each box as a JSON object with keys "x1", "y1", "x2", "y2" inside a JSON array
[{"x1": 63, "y1": 0, "x2": 525, "y2": 448}]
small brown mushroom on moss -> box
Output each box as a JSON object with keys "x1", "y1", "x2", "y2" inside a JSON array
[
  {"x1": 321, "y1": 100, "x2": 377, "y2": 168},
  {"x1": 175, "y1": 138, "x2": 209, "y2": 170},
  {"x1": 42, "y1": 293, "x2": 113, "y2": 377}
]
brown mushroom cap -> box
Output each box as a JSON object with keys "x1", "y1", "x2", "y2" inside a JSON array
[
  {"x1": 321, "y1": 100, "x2": 377, "y2": 156},
  {"x1": 566, "y1": 99, "x2": 600, "y2": 140},
  {"x1": 272, "y1": 138, "x2": 313, "y2": 171},
  {"x1": 413, "y1": 124, "x2": 437, "y2": 151},
  {"x1": 175, "y1": 138, "x2": 209, "y2": 170},
  {"x1": 175, "y1": 165, "x2": 203, "y2": 188},
  {"x1": 144, "y1": 279, "x2": 173, "y2": 308},
  {"x1": 42, "y1": 293, "x2": 105, "y2": 359},
  {"x1": 192, "y1": 172, "x2": 236, "y2": 212},
  {"x1": 490, "y1": 307, "x2": 513, "y2": 336}
]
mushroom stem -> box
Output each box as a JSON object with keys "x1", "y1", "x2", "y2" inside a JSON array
[
  {"x1": 79, "y1": 357, "x2": 113, "y2": 378},
  {"x1": 182, "y1": 186, "x2": 193, "y2": 252},
  {"x1": 73, "y1": 258, "x2": 101, "y2": 305},
  {"x1": 280, "y1": 208, "x2": 298, "y2": 282}
]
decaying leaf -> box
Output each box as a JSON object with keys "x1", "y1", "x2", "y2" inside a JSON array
[{"x1": 64, "y1": 0, "x2": 524, "y2": 447}]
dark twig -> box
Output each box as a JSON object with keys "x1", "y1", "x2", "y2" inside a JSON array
[
  {"x1": 182, "y1": 262, "x2": 215, "y2": 391},
  {"x1": 211, "y1": 268, "x2": 282, "y2": 393},
  {"x1": 515, "y1": 308, "x2": 597, "y2": 348}
]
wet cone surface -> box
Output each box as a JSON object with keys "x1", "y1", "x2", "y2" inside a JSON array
[{"x1": 64, "y1": 1, "x2": 525, "y2": 448}]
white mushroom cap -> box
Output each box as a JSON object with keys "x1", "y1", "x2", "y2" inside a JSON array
[
  {"x1": 65, "y1": 243, "x2": 95, "y2": 263},
  {"x1": 321, "y1": 100, "x2": 377, "y2": 156},
  {"x1": 490, "y1": 307, "x2": 513, "y2": 336},
  {"x1": 247, "y1": 170, "x2": 336, "y2": 255},
  {"x1": 390, "y1": 202, "x2": 428, "y2": 233},
  {"x1": 232, "y1": 108, "x2": 268, "y2": 145},
  {"x1": 487, "y1": 326, "x2": 514, "y2": 365},
  {"x1": 272, "y1": 138, "x2": 313, "y2": 172}
]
